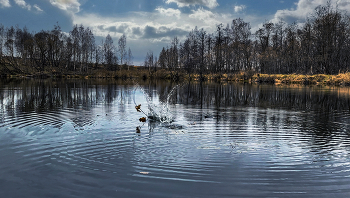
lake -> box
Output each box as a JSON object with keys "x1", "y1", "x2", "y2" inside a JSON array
[{"x1": 1, "y1": 78, "x2": 350, "y2": 198}]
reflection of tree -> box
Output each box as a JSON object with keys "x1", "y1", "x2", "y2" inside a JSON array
[
  {"x1": 168, "y1": 82, "x2": 350, "y2": 113},
  {"x1": 0, "y1": 79, "x2": 135, "y2": 129},
  {"x1": 2, "y1": 79, "x2": 350, "y2": 153},
  {"x1": 167, "y1": 82, "x2": 350, "y2": 152}
]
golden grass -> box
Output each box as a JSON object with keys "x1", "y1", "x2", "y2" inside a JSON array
[
  {"x1": 250, "y1": 72, "x2": 350, "y2": 86},
  {"x1": 192, "y1": 71, "x2": 350, "y2": 86},
  {"x1": 3, "y1": 64, "x2": 350, "y2": 86}
]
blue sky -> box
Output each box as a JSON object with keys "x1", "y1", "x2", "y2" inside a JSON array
[{"x1": 1, "y1": 0, "x2": 350, "y2": 64}]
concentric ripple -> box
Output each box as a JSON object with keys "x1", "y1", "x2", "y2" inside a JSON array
[{"x1": 1, "y1": 81, "x2": 350, "y2": 198}]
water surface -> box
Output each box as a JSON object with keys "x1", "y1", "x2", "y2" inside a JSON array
[{"x1": 1, "y1": 79, "x2": 350, "y2": 197}]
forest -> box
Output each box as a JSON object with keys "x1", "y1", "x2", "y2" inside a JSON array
[
  {"x1": 0, "y1": 3, "x2": 350, "y2": 78},
  {"x1": 0, "y1": 23, "x2": 133, "y2": 76},
  {"x1": 149, "y1": 3, "x2": 350, "y2": 77}
]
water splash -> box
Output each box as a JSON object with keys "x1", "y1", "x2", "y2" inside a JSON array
[{"x1": 133, "y1": 84, "x2": 178, "y2": 123}]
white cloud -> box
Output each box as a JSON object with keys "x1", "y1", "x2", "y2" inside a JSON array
[
  {"x1": 73, "y1": 11, "x2": 193, "y2": 64},
  {"x1": 71, "y1": 2, "x2": 259, "y2": 64},
  {"x1": 272, "y1": 0, "x2": 350, "y2": 24},
  {"x1": 72, "y1": 6, "x2": 237, "y2": 42},
  {"x1": 50, "y1": 0, "x2": 80, "y2": 13},
  {"x1": 33, "y1": 4, "x2": 43, "y2": 12},
  {"x1": 14, "y1": 0, "x2": 31, "y2": 10},
  {"x1": 0, "y1": 0, "x2": 10, "y2": 8},
  {"x1": 156, "y1": 7, "x2": 181, "y2": 19},
  {"x1": 73, "y1": 12, "x2": 189, "y2": 41},
  {"x1": 234, "y1": 5, "x2": 246, "y2": 13},
  {"x1": 12, "y1": 0, "x2": 43, "y2": 12},
  {"x1": 189, "y1": 7, "x2": 218, "y2": 25},
  {"x1": 165, "y1": 0, "x2": 219, "y2": 9}
]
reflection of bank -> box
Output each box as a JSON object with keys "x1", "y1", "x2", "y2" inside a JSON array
[
  {"x1": 169, "y1": 82, "x2": 350, "y2": 113},
  {"x1": 1, "y1": 78, "x2": 350, "y2": 152},
  {"x1": 0, "y1": 79, "x2": 121, "y2": 131}
]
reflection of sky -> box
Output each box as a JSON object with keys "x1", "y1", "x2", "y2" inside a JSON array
[{"x1": 1, "y1": 81, "x2": 350, "y2": 197}]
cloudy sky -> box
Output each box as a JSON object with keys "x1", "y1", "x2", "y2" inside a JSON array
[{"x1": 1, "y1": 0, "x2": 350, "y2": 64}]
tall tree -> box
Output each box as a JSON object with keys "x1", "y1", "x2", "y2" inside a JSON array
[
  {"x1": 215, "y1": 24, "x2": 224, "y2": 73},
  {"x1": 255, "y1": 22, "x2": 274, "y2": 73},
  {"x1": 5, "y1": 26, "x2": 16, "y2": 67},
  {"x1": 34, "y1": 31, "x2": 49, "y2": 71},
  {"x1": 104, "y1": 34, "x2": 117, "y2": 70},
  {"x1": 159, "y1": 47, "x2": 167, "y2": 69},
  {"x1": 0, "y1": 24, "x2": 4, "y2": 65},
  {"x1": 197, "y1": 28, "x2": 206, "y2": 78},
  {"x1": 127, "y1": 47, "x2": 133, "y2": 69},
  {"x1": 144, "y1": 50, "x2": 154, "y2": 72},
  {"x1": 118, "y1": 34, "x2": 127, "y2": 66}
]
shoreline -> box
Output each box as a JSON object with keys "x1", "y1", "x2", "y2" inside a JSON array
[{"x1": 2, "y1": 69, "x2": 350, "y2": 87}]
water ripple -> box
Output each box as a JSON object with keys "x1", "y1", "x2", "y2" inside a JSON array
[{"x1": 2, "y1": 82, "x2": 350, "y2": 197}]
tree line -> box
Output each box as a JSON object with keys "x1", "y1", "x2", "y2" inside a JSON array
[
  {"x1": 149, "y1": 3, "x2": 350, "y2": 76},
  {"x1": 0, "y1": 23, "x2": 133, "y2": 75}
]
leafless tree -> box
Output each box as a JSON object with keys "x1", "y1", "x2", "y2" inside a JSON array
[{"x1": 118, "y1": 34, "x2": 127, "y2": 66}]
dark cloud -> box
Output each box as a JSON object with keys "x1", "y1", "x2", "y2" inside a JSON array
[
  {"x1": 97, "y1": 25, "x2": 104, "y2": 30},
  {"x1": 132, "y1": 27, "x2": 142, "y2": 36},
  {"x1": 115, "y1": 23, "x2": 129, "y2": 33},
  {"x1": 97, "y1": 23, "x2": 130, "y2": 33},
  {"x1": 106, "y1": 26, "x2": 118, "y2": 32},
  {"x1": 166, "y1": 0, "x2": 218, "y2": 9},
  {"x1": 142, "y1": 25, "x2": 188, "y2": 39}
]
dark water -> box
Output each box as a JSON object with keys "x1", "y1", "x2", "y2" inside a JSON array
[{"x1": 1, "y1": 79, "x2": 350, "y2": 198}]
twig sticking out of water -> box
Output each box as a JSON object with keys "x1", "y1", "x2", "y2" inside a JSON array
[
  {"x1": 135, "y1": 104, "x2": 147, "y2": 117},
  {"x1": 139, "y1": 117, "x2": 147, "y2": 122},
  {"x1": 135, "y1": 104, "x2": 147, "y2": 133}
]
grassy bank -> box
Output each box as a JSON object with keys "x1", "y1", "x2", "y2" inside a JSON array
[
  {"x1": 253, "y1": 73, "x2": 350, "y2": 86},
  {"x1": 194, "y1": 71, "x2": 350, "y2": 86},
  {"x1": 0, "y1": 67, "x2": 189, "y2": 81},
  {"x1": 2, "y1": 66, "x2": 350, "y2": 86}
]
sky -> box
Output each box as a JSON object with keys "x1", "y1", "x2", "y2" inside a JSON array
[{"x1": 1, "y1": 0, "x2": 350, "y2": 65}]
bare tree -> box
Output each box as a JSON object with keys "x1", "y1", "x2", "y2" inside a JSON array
[
  {"x1": 215, "y1": 24, "x2": 224, "y2": 73},
  {"x1": 127, "y1": 47, "x2": 133, "y2": 69},
  {"x1": 159, "y1": 47, "x2": 167, "y2": 69},
  {"x1": 197, "y1": 28, "x2": 206, "y2": 79},
  {"x1": 104, "y1": 34, "x2": 117, "y2": 70},
  {"x1": 144, "y1": 50, "x2": 154, "y2": 72},
  {"x1": 5, "y1": 26, "x2": 16, "y2": 67},
  {"x1": 118, "y1": 34, "x2": 127, "y2": 66},
  {"x1": 0, "y1": 24, "x2": 4, "y2": 65}
]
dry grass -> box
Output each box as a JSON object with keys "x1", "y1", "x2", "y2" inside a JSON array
[
  {"x1": 250, "y1": 72, "x2": 350, "y2": 86},
  {"x1": 3, "y1": 63, "x2": 350, "y2": 86},
  {"x1": 196, "y1": 71, "x2": 350, "y2": 86}
]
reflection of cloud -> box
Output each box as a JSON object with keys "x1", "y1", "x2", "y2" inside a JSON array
[
  {"x1": 50, "y1": 0, "x2": 80, "y2": 13},
  {"x1": 165, "y1": 0, "x2": 218, "y2": 9},
  {"x1": 0, "y1": 0, "x2": 10, "y2": 8},
  {"x1": 272, "y1": 0, "x2": 350, "y2": 24}
]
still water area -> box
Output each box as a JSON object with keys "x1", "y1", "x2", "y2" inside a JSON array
[{"x1": 1, "y1": 78, "x2": 350, "y2": 197}]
